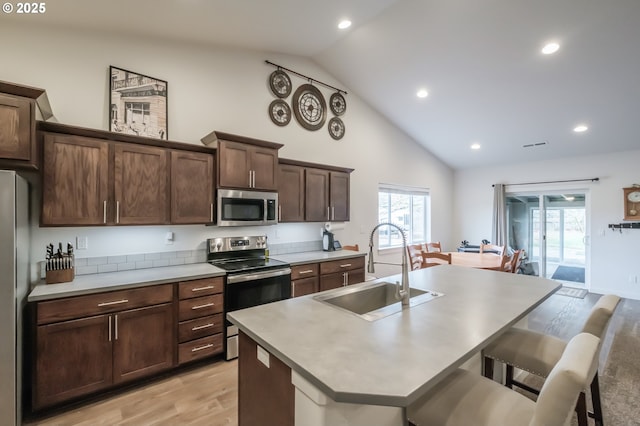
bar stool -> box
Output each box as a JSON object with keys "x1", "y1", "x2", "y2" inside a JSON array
[
  {"x1": 482, "y1": 294, "x2": 620, "y2": 426},
  {"x1": 407, "y1": 333, "x2": 601, "y2": 426}
]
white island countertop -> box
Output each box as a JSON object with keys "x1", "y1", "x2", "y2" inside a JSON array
[{"x1": 228, "y1": 265, "x2": 560, "y2": 407}]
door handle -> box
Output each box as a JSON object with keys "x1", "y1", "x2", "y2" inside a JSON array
[
  {"x1": 292, "y1": 281, "x2": 296, "y2": 298},
  {"x1": 108, "y1": 316, "x2": 112, "y2": 342},
  {"x1": 103, "y1": 200, "x2": 107, "y2": 224},
  {"x1": 114, "y1": 314, "x2": 118, "y2": 340},
  {"x1": 210, "y1": 203, "x2": 214, "y2": 222},
  {"x1": 116, "y1": 201, "x2": 120, "y2": 224}
]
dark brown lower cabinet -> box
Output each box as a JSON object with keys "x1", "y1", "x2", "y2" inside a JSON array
[
  {"x1": 292, "y1": 276, "x2": 318, "y2": 297},
  {"x1": 239, "y1": 331, "x2": 294, "y2": 426},
  {"x1": 319, "y1": 269, "x2": 366, "y2": 292}
]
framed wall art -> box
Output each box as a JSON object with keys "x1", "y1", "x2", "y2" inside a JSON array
[{"x1": 109, "y1": 66, "x2": 168, "y2": 139}]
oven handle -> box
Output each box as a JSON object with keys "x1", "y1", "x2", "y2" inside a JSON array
[{"x1": 227, "y1": 268, "x2": 292, "y2": 284}]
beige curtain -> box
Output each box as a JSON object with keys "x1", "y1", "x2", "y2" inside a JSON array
[{"x1": 492, "y1": 184, "x2": 507, "y2": 247}]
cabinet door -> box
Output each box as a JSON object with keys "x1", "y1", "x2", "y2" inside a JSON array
[
  {"x1": 171, "y1": 150, "x2": 214, "y2": 224},
  {"x1": 218, "y1": 140, "x2": 251, "y2": 188},
  {"x1": 35, "y1": 315, "x2": 112, "y2": 409},
  {"x1": 278, "y1": 164, "x2": 305, "y2": 222},
  {"x1": 0, "y1": 93, "x2": 33, "y2": 161},
  {"x1": 41, "y1": 134, "x2": 110, "y2": 225},
  {"x1": 330, "y1": 171, "x2": 350, "y2": 221},
  {"x1": 114, "y1": 143, "x2": 169, "y2": 225},
  {"x1": 346, "y1": 269, "x2": 365, "y2": 286},
  {"x1": 319, "y1": 271, "x2": 347, "y2": 292},
  {"x1": 305, "y1": 168, "x2": 330, "y2": 222},
  {"x1": 292, "y1": 276, "x2": 318, "y2": 297},
  {"x1": 251, "y1": 146, "x2": 278, "y2": 190},
  {"x1": 112, "y1": 303, "x2": 174, "y2": 385}
]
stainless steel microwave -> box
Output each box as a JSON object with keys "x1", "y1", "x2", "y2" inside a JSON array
[{"x1": 217, "y1": 189, "x2": 278, "y2": 226}]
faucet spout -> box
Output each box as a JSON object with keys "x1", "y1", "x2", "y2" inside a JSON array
[{"x1": 367, "y1": 222, "x2": 410, "y2": 306}]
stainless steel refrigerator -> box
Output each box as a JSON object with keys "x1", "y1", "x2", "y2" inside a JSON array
[{"x1": 0, "y1": 170, "x2": 30, "y2": 426}]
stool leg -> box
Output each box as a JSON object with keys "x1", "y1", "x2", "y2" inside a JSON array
[
  {"x1": 483, "y1": 356, "x2": 494, "y2": 380},
  {"x1": 505, "y1": 364, "x2": 514, "y2": 389},
  {"x1": 576, "y1": 392, "x2": 588, "y2": 426},
  {"x1": 591, "y1": 373, "x2": 604, "y2": 426}
]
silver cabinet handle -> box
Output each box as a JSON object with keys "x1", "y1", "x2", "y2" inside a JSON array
[
  {"x1": 103, "y1": 200, "x2": 107, "y2": 224},
  {"x1": 108, "y1": 316, "x2": 112, "y2": 342},
  {"x1": 298, "y1": 269, "x2": 314, "y2": 275},
  {"x1": 252, "y1": 170, "x2": 256, "y2": 188},
  {"x1": 210, "y1": 203, "x2": 214, "y2": 222},
  {"x1": 292, "y1": 281, "x2": 296, "y2": 298},
  {"x1": 340, "y1": 263, "x2": 352, "y2": 268},
  {"x1": 249, "y1": 170, "x2": 252, "y2": 187},
  {"x1": 191, "y1": 302, "x2": 215, "y2": 310},
  {"x1": 191, "y1": 285, "x2": 215, "y2": 292},
  {"x1": 278, "y1": 205, "x2": 282, "y2": 221},
  {"x1": 191, "y1": 323, "x2": 214, "y2": 331},
  {"x1": 327, "y1": 206, "x2": 330, "y2": 220},
  {"x1": 332, "y1": 206, "x2": 335, "y2": 220},
  {"x1": 192, "y1": 343, "x2": 214, "y2": 352},
  {"x1": 114, "y1": 314, "x2": 118, "y2": 340},
  {"x1": 116, "y1": 201, "x2": 120, "y2": 224},
  {"x1": 98, "y1": 299, "x2": 129, "y2": 307},
  {"x1": 342, "y1": 272, "x2": 347, "y2": 286}
]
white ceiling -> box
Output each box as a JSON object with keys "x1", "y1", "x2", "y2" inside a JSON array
[{"x1": 7, "y1": 0, "x2": 640, "y2": 170}]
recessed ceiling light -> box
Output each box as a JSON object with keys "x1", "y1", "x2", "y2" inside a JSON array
[
  {"x1": 338, "y1": 20, "x2": 352, "y2": 29},
  {"x1": 573, "y1": 124, "x2": 588, "y2": 133},
  {"x1": 416, "y1": 89, "x2": 428, "y2": 98},
  {"x1": 471, "y1": 143, "x2": 481, "y2": 150},
  {"x1": 541, "y1": 42, "x2": 560, "y2": 55}
]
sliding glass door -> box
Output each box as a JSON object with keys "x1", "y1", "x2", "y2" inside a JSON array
[{"x1": 506, "y1": 192, "x2": 587, "y2": 288}]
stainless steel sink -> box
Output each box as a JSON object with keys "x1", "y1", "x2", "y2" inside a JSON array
[{"x1": 314, "y1": 282, "x2": 443, "y2": 321}]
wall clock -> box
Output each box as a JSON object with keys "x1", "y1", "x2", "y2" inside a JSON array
[
  {"x1": 330, "y1": 92, "x2": 347, "y2": 116},
  {"x1": 328, "y1": 117, "x2": 345, "y2": 140},
  {"x1": 268, "y1": 99, "x2": 291, "y2": 126},
  {"x1": 269, "y1": 70, "x2": 292, "y2": 98},
  {"x1": 624, "y1": 187, "x2": 640, "y2": 220},
  {"x1": 292, "y1": 84, "x2": 326, "y2": 131}
]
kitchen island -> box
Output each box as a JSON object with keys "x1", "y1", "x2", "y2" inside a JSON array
[{"x1": 228, "y1": 265, "x2": 560, "y2": 426}]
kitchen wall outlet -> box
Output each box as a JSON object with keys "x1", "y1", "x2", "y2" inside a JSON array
[
  {"x1": 165, "y1": 231, "x2": 174, "y2": 245},
  {"x1": 76, "y1": 236, "x2": 88, "y2": 250}
]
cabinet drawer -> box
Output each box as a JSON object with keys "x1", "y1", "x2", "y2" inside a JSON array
[
  {"x1": 178, "y1": 294, "x2": 223, "y2": 321},
  {"x1": 178, "y1": 313, "x2": 223, "y2": 343},
  {"x1": 37, "y1": 284, "x2": 174, "y2": 325},
  {"x1": 178, "y1": 334, "x2": 223, "y2": 364},
  {"x1": 319, "y1": 256, "x2": 365, "y2": 275},
  {"x1": 291, "y1": 263, "x2": 318, "y2": 280},
  {"x1": 178, "y1": 277, "x2": 223, "y2": 300}
]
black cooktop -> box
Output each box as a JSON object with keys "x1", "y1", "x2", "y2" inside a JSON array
[{"x1": 209, "y1": 257, "x2": 289, "y2": 273}]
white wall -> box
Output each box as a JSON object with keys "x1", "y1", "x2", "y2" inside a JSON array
[
  {"x1": 1, "y1": 22, "x2": 453, "y2": 282},
  {"x1": 454, "y1": 149, "x2": 640, "y2": 299}
]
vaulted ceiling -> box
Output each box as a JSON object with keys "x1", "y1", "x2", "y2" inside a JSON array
[{"x1": 7, "y1": 0, "x2": 640, "y2": 169}]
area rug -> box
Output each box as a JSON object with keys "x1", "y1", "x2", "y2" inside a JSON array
[
  {"x1": 551, "y1": 265, "x2": 585, "y2": 283},
  {"x1": 555, "y1": 286, "x2": 588, "y2": 299}
]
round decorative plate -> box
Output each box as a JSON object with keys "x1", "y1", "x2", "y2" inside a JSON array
[
  {"x1": 328, "y1": 117, "x2": 345, "y2": 140},
  {"x1": 268, "y1": 99, "x2": 291, "y2": 126},
  {"x1": 330, "y1": 92, "x2": 347, "y2": 116},
  {"x1": 292, "y1": 84, "x2": 326, "y2": 131},
  {"x1": 269, "y1": 70, "x2": 292, "y2": 98}
]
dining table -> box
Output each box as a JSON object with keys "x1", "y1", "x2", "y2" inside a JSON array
[{"x1": 446, "y1": 251, "x2": 503, "y2": 270}]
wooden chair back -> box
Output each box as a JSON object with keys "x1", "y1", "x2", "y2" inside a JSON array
[
  {"x1": 342, "y1": 244, "x2": 359, "y2": 251},
  {"x1": 425, "y1": 242, "x2": 442, "y2": 253},
  {"x1": 406, "y1": 244, "x2": 425, "y2": 271},
  {"x1": 480, "y1": 244, "x2": 506, "y2": 256},
  {"x1": 422, "y1": 252, "x2": 452, "y2": 268}
]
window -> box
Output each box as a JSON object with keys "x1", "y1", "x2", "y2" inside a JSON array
[{"x1": 377, "y1": 184, "x2": 430, "y2": 248}]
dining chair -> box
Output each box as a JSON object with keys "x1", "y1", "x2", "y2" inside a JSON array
[
  {"x1": 482, "y1": 294, "x2": 621, "y2": 426},
  {"x1": 424, "y1": 241, "x2": 442, "y2": 253},
  {"x1": 480, "y1": 243, "x2": 506, "y2": 256},
  {"x1": 342, "y1": 244, "x2": 359, "y2": 251},
  {"x1": 422, "y1": 252, "x2": 451, "y2": 268},
  {"x1": 407, "y1": 332, "x2": 601, "y2": 426},
  {"x1": 406, "y1": 244, "x2": 425, "y2": 271},
  {"x1": 499, "y1": 249, "x2": 521, "y2": 273}
]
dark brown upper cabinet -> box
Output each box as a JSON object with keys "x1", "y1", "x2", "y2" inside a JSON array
[
  {"x1": 277, "y1": 163, "x2": 305, "y2": 222},
  {"x1": 171, "y1": 150, "x2": 215, "y2": 224}
]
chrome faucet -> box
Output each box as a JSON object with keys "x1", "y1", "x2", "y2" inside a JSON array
[{"x1": 367, "y1": 222, "x2": 410, "y2": 306}]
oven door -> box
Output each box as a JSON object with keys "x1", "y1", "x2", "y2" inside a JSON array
[{"x1": 224, "y1": 268, "x2": 291, "y2": 360}]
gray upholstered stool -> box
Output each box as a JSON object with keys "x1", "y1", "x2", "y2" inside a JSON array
[
  {"x1": 482, "y1": 294, "x2": 620, "y2": 426},
  {"x1": 407, "y1": 333, "x2": 600, "y2": 426}
]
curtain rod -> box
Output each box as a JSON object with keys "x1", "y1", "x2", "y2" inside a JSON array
[
  {"x1": 492, "y1": 177, "x2": 599, "y2": 187},
  {"x1": 265, "y1": 60, "x2": 347, "y2": 95}
]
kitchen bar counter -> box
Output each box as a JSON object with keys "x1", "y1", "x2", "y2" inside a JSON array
[
  {"x1": 228, "y1": 265, "x2": 560, "y2": 408},
  {"x1": 28, "y1": 263, "x2": 226, "y2": 302}
]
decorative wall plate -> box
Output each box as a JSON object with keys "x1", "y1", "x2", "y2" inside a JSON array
[
  {"x1": 269, "y1": 70, "x2": 292, "y2": 98},
  {"x1": 292, "y1": 84, "x2": 326, "y2": 131},
  {"x1": 328, "y1": 117, "x2": 345, "y2": 140},
  {"x1": 330, "y1": 92, "x2": 347, "y2": 116},
  {"x1": 269, "y1": 99, "x2": 291, "y2": 126}
]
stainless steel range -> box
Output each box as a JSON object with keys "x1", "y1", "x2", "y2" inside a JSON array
[{"x1": 207, "y1": 236, "x2": 291, "y2": 360}]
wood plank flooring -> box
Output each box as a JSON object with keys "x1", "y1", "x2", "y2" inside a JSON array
[{"x1": 24, "y1": 292, "x2": 639, "y2": 426}]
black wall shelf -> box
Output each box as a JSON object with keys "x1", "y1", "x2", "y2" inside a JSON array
[{"x1": 608, "y1": 222, "x2": 640, "y2": 232}]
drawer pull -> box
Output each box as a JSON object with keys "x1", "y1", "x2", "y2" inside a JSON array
[
  {"x1": 191, "y1": 285, "x2": 215, "y2": 292},
  {"x1": 98, "y1": 299, "x2": 129, "y2": 307},
  {"x1": 340, "y1": 263, "x2": 352, "y2": 268},
  {"x1": 191, "y1": 323, "x2": 214, "y2": 331},
  {"x1": 191, "y1": 303, "x2": 215, "y2": 310},
  {"x1": 192, "y1": 343, "x2": 214, "y2": 352},
  {"x1": 298, "y1": 269, "x2": 314, "y2": 274}
]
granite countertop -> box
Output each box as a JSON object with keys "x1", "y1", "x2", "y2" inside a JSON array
[
  {"x1": 28, "y1": 263, "x2": 226, "y2": 302},
  {"x1": 227, "y1": 265, "x2": 560, "y2": 407},
  {"x1": 272, "y1": 250, "x2": 366, "y2": 265}
]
